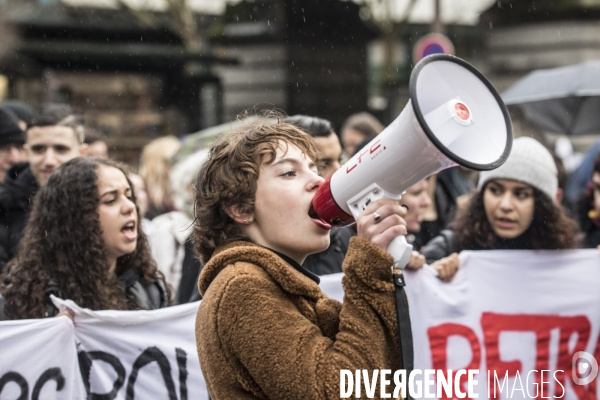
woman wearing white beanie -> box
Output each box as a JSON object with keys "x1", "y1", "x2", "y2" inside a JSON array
[{"x1": 421, "y1": 136, "x2": 580, "y2": 279}]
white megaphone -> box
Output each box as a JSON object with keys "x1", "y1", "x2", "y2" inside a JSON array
[{"x1": 311, "y1": 54, "x2": 513, "y2": 268}]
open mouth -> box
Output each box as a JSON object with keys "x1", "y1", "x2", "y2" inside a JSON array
[
  {"x1": 308, "y1": 204, "x2": 332, "y2": 231},
  {"x1": 496, "y1": 217, "x2": 516, "y2": 227},
  {"x1": 121, "y1": 221, "x2": 137, "y2": 240}
]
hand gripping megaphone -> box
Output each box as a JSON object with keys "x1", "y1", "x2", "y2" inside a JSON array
[{"x1": 311, "y1": 54, "x2": 513, "y2": 268}]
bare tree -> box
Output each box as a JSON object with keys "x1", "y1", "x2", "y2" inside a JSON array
[{"x1": 165, "y1": 0, "x2": 202, "y2": 52}]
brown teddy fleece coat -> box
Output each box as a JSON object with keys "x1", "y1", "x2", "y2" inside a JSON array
[{"x1": 196, "y1": 237, "x2": 403, "y2": 399}]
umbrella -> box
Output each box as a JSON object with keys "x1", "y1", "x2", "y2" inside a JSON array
[
  {"x1": 173, "y1": 116, "x2": 276, "y2": 163},
  {"x1": 502, "y1": 60, "x2": 600, "y2": 135}
]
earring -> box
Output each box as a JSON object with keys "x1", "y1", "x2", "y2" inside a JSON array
[{"x1": 243, "y1": 219, "x2": 247, "y2": 223}]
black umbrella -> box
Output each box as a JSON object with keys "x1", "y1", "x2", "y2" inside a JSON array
[{"x1": 502, "y1": 60, "x2": 600, "y2": 135}]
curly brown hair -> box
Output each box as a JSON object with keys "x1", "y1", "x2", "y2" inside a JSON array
[
  {"x1": 192, "y1": 114, "x2": 320, "y2": 262},
  {"x1": 452, "y1": 181, "x2": 580, "y2": 250},
  {"x1": 0, "y1": 157, "x2": 167, "y2": 319}
]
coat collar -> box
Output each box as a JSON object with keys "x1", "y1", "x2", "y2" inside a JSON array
[{"x1": 199, "y1": 241, "x2": 323, "y2": 301}]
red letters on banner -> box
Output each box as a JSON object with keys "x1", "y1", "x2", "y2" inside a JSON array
[
  {"x1": 428, "y1": 313, "x2": 597, "y2": 400},
  {"x1": 428, "y1": 323, "x2": 481, "y2": 400}
]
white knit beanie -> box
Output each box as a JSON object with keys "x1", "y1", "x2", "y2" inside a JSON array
[{"x1": 477, "y1": 136, "x2": 558, "y2": 200}]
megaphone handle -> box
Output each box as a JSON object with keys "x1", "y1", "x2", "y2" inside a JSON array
[
  {"x1": 387, "y1": 235, "x2": 413, "y2": 269},
  {"x1": 346, "y1": 184, "x2": 413, "y2": 268}
]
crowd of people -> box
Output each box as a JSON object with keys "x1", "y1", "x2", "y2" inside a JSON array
[{"x1": 0, "y1": 98, "x2": 598, "y2": 397}]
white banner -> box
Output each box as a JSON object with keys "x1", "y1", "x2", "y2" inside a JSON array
[
  {"x1": 53, "y1": 298, "x2": 208, "y2": 400},
  {"x1": 320, "y1": 249, "x2": 600, "y2": 400},
  {"x1": 0, "y1": 316, "x2": 84, "y2": 399},
  {"x1": 0, "y1": 300, "x2": 208, "y2": 400},
  {"x1": 2, "y1": 250, "x2": 599, "y2": 399}
]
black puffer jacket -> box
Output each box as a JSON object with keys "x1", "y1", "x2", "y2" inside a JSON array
[{"x1": 0, "y1": 163, "x2": 38, "y2": 271}]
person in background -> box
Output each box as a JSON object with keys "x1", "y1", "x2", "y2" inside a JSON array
[
  {"x1": 404, "y1": 179, "x2": 432, "y2": 251},
  {"x1": 283, "y1": 115, "x2": 342, "y2": 180},
  {"x1": 1, "y1": 100, "x2": 33, "y2": 132},
  {"x1": 0, "y1": 100, "x2": 32, "y2": 179},
  {"x1": 0, "y1": 104, "x2": 88, "y2": 271},
  {"x1": 416, "y1": 166, "x2": 478, "y2": 248},
  {"x1": 84, "y1": 128, "x2": 109, "y2": 159},
  {"x1": 401, "y1": 177, "x2": 475, "y2": 278},
  {"x1": 576, "y1": 151, "x2": 600, "y2": 248},
  {"x1": 421, "y1": 137, "x2": 580, "y2": 281},
  {"x1": 138, "y1": 135, "x2": 181, "y2": 219},
  {"x1": 149, "y1": 150, "x2": 208, "y2": 303},
  {"x1": 0, "y1": 157, "x2": 168, "y2": 319},
  {"x1": 283, "y1": 115, "x2": 353, "y2": 276},
  {"x1": 193, "y1": 115, "x2": 406, "y2": 398},
  {"x1": 340, "y1": 112, "x2": 384, "y2": 158},
  {"x1": 565, "y1": 138, "x2": 600, "y2": 206},
  {"x1": 0, "y1": 108, "x2": 26, "y2": 183},
  {"x1": 128, "y1": 172, "x2": 153, "y2": 236}
]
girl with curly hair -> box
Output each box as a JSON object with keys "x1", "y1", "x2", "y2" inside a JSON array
[
  {"x1": 421, "y1": 137, "x2": 580, "y2": 280},
  {"x1": 0, "y1": 157, "x2": 168, "y2": 319},
  {"x1": 193, "y1": 114, "x2": 409, "y2": 399}
]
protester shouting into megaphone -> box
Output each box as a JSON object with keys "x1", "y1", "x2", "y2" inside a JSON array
[{"x1": 192, "y1": 113, "x2": 407, "y2": 399}]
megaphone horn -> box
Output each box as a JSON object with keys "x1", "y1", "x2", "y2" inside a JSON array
[{"x1": 311, "y1": 54, "x2": 513, "y2": 268}]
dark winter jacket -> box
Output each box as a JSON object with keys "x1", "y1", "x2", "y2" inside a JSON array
[
  {"x1": 302, "y1": 227, "x2": 355, "y2": 275},
  {"x1": 421, "y1": 230, "x2": 461, "y2": 264},
  {"x1": 0, "y1": 162, "x2": 38, "y2": 271},
  {"x1": 116, "y1": 268, "x2": 169, "y2": 311},
  {"x1": 43, "y1": 267, "x2": 167, "y2": 317},
  {"x1": 196, "y1": 238, "x2": 402, "y2": 399},
  {"x1": 422, "y1": 229, "x2": 535, "y2": 264},
  {"x1": 575, "y1": 184, "x2": 600, "y2": 248},
  {"x1": 0, "y1": 268, "x2": 168, "y2": 320}
]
